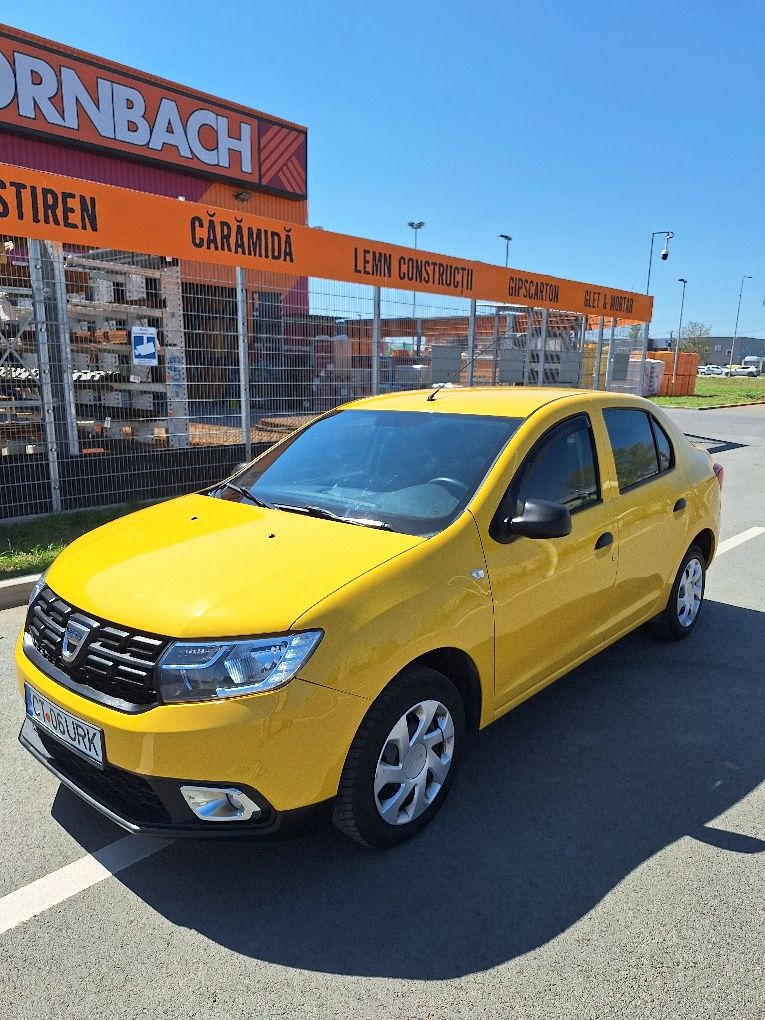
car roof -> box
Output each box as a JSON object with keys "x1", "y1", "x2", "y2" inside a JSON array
[{"x1": 346, "y1": 386, "x2": 642, "y2": 419}]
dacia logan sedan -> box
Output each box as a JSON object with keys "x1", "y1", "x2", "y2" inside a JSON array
[{"x1": 17, "y1": 388, "x2": 722, "y2": 848}]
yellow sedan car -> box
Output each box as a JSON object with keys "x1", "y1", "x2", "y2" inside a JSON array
[{"x1": 17, "y1": 387, "x2": 722, "y2": 848}]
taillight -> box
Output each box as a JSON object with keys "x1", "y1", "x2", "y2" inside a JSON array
[{"x1": 713, "y1": 462, "x2": 724, "y2": 489}]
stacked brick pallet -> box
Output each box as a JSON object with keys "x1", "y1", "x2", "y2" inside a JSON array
[{"x1": 650, "y1": 351, "x2": 699, "y2": 396}]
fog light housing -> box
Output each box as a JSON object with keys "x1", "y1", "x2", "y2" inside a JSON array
[{"x1": 180, "y1": 785, "x2": 262, "y2": 822}]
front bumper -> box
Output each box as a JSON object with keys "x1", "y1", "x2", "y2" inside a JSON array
[
  {"x1": 16, "y1": 634, "x2": 370, "y2": 830},
  {"x1": 19, "y1": 719, "x2": 331, "y2": 838}
]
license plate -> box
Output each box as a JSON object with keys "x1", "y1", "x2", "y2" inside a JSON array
[{"x1": 25, "y1": 684, "x2": 104, "y2": 766}]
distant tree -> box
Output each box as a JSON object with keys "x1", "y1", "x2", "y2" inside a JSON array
[
  {"x1": 628, "y1": 324, "x2": 642, "y2": 342},
  {"x1": 680, "y1": 321, "x2": 712, "y2": 362}
]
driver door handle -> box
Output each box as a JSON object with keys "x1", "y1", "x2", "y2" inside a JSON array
[{"x1": 595, "y1": 532, "x2": 613, "y2": 550}]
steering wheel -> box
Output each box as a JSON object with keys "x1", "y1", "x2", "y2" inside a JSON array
[{"x1": 428, "y1": 477, "x2": 469, "y2": 498}]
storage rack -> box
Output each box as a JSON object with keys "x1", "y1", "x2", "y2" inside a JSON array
[
  {"x1": 0, "y1": 284, "x2": 42, "y2": 456},
  {"x1": 0, "y1": 248, "x2": 189, "y2": 456},
  {"x1": 64, "y1": 251, "x2": 188, "y2": 448}
]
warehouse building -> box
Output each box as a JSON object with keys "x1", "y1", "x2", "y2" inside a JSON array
[{"x1": 651, "y1": 336, "x2": 765, "y2": 366}]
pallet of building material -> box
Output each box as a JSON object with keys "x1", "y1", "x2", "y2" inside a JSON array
[
  {"x1": 255, "y1": 415, "x2": 315, "y2": 433},
  {"x1": 74, "y1": 388, "x2": 100, "y2": 407},
  {"x1": 97, "y1": 351, "x2": 122, "y2": 373},
  {"x1": 188, "y1": 421, "x2": 303, "y2": 448},
  {"x1": 130, "y1": 392, "x2": 156, "y2": 415},
  {"x1": 70, "y1": 351, "x2": 91, "y2": 371},
  {"x1": 0, "y1": 422, "x2": 44, "y2": 442},
  {"x1": 1, "y1": 441, "x2": 44, "y2": 457},
  {"x1": 131, "y1": 422, "x2": 163, "y2": 444},
  {"x1": 128, "y1": 364, "x2": 154, "y2": 383},
  {"x1": 103, "y1": 390, "x2": 131, "y2": 410}
]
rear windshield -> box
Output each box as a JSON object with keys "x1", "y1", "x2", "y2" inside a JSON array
[{"x1": 225, "y1": 409, "x2": 522, "y2": 536}]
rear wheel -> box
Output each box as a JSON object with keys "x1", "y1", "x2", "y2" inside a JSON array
[
  {"x1": 653, "y1": 544, "x2": 706, "y2": 639},
  {"x1": 332, "y1": 666, "x2": 464, "y2": 848}
]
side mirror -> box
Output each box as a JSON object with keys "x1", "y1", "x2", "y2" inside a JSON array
[{"x1": 492, "y1": 498, "x2": 572, "y2": 543}]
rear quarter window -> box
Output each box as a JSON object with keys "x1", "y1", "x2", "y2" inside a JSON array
[{"x1": 651, "y1": 417, "x2": 674, "y2": 472}]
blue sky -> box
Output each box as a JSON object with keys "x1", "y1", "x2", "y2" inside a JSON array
[{"x1": 6, "y1": 0, "x2": 765, "y2": 336}]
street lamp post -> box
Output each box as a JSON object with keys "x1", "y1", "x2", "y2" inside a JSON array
[
  {"x1": 408, "y1": 221, "x2": 425, "y2": 357},
  {"x1": 639, "y1": 229, "x2": 674, "y2": 395},
  {"x1": 499, "y1": 234, "x2": 512, "y2": 268},
  {"x1": 645, "y1": 230, "x2": 674, "y2": 297},
  {"x1": 672, "y1": 278, "x2": 687, "y2": 384},
  {"x1": 729, "y1": 275, "x2": 753, "y2": 371}
]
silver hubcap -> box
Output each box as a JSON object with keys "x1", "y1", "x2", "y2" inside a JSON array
[
  {"x1": 374, "y1": 700, "x2": 455, "y2": 826},
  {"x1": 677, "y1": 557, "x2": 703, "y2": 627}
]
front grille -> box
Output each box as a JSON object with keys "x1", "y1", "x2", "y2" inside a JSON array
[
  {"x1": 26, "y1": 586, "x2": 168, "y2": 708},
  {"x1": 37, "y1": 730, "x2": 171, "y2": 825}
]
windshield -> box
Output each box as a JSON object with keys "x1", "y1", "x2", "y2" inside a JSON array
[{"x1": 214, "y1": 409, "x2": 522, "y2": 536}]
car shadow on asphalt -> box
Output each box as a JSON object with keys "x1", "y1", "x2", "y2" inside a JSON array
[{"x1": 52, "y1": 598, "x2": 765, "y2": 979}]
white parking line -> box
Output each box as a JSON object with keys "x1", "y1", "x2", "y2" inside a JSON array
[
  {"x1": 0, "y1": 834, "x2": 169, "y2": 935},
  {"x1": 716, "y1": 526, "x2": 765, "y2": 557}
]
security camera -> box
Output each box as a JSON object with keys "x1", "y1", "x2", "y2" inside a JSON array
[{"x1": 660, "y1": 247, "x2": 669, "y2": 261}]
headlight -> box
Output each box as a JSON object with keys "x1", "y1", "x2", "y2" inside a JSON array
[
  {"x1": 28, "y1": 570, "x2": 48, "y2": 607},
  {"x1": 156, "y1": 631, "x2": 323, "y2": 703}
]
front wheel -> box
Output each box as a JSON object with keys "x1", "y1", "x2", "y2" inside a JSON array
[
  {"x1": 332, "y1": 666, "x2": 465, "y2": 848},
  {"x1": 652, "y1": 544, "x2": 706, "y2": 640}
]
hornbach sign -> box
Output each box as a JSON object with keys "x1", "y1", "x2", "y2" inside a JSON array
[
  {"x1": 0, "y1": 162, "x2": 653, "y2": 321},
  {"x1": 0, "y1": 24, "x2": 307, "y2": 197}
]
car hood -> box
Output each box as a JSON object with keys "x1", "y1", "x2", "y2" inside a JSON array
[{"x1": 46, "y1": 494, "x2": 423, "y2": 638}]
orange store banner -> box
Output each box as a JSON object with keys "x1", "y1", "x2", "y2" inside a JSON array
[
  {"x1": 0, "y1": 161, "x2": 652, "y2": 320},
  {"x1": 0, "y1": 24, "x2": 307, "y2": 197}
]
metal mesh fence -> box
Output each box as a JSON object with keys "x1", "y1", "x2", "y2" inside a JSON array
[
  {"x1": 579, "y1": 317, "x2": 655, "y2": 395},
  {"x1": 0, "y1": 234, "x2": 648, "y2": 521}
]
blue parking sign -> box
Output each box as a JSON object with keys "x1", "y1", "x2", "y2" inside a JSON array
[{"x1": 131, "y1": 326, "x2": 159, "y2": 367}]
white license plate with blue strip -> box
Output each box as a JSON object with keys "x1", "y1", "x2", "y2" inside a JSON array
[{"x1": 25, "y1": 684, "x2": 104, "y2": 765}]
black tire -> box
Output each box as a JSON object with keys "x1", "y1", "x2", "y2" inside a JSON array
[
  {"x1": 652, "y1": 544, "x2": 706, "y2": 640},
  {"x1": 332, "y1": 665, "x2": 465, "y2": 849}
]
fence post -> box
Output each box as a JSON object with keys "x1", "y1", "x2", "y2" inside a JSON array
[
  {"x1": 593, "y1": 315, "x2": 605, "y2": 389},
  {"x1": 609, "y1": 318, "x2": 618, "y2": 389},
  {"x1": 466, "y1": 299, "x2": 477, "y2": 385},
  {"x1": 522, "y1": 307, "x2": 535, "y2": 385},
  {"x1": 639, "y1": 320, "x2": 650, "y2": 396},
  {"x1": 235, "y1": 268, "x2": 252, "y2": 460},
  {"x1": 491, "y1": 306, "x2": 500, "y2": 385},
  {"x1": 539, "y1": 307, "x2": 549, "y2": 384},
  {"x1": 48, "y1": 244, "x2": 79, "y2": 456},
  {"x1": 372, "y1": 287, "x2": 381, "y2": 395},
  {"x1": 28, "y1": 241, "x2": 61, "y2": 512},
  {"x1": 160, "y1": 260, "x2": 189, "y2": 448}
]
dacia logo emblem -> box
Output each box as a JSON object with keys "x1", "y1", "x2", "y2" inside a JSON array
[{"x1": 61, "y1": 619, "x2": 92, "y2": 664}]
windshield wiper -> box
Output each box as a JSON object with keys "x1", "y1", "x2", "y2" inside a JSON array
[
  {"x1": 214, "y1": 481, "x2": 272, "y2": 508},
  {"x1": 271, "y1": 503, "x2": 394, "y2": 531}
]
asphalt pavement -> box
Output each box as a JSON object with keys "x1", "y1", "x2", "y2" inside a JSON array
[{"x1": 0, "y1": 405, "x2": 763, "y2": 1020}]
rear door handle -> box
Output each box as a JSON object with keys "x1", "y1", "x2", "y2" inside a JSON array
[
  {"x1": 673, "y1": 498, "x2": 687, "y2": 512},
  {"x1": 595, "y1": 532, "x2": 613, "y2": 550}
]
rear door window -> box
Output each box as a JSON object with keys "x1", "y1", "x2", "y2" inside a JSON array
[{"x1": 603, "y1": 408, "x2": 661, "y2": 491}]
